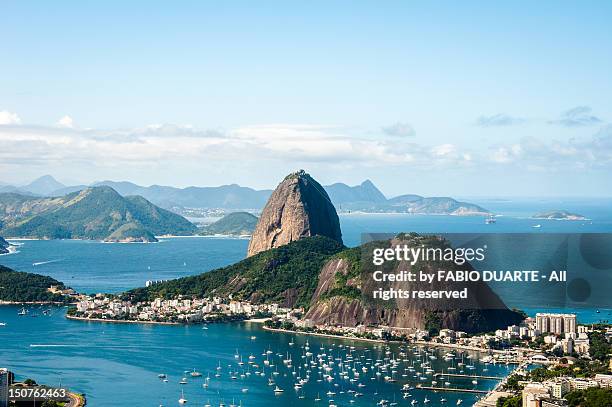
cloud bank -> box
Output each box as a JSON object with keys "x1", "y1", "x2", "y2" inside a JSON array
[{"x1": 549, "y1": 106, "x2": 602, "y2": 127}]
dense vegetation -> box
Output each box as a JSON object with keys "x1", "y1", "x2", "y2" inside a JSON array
[
  {"x1": 566, "y1": 387, "x2": 612, "y2": 407},
  {"x1": 198, "y1": 212, "x2": 258, "y2": 236},
  {"x1": 496, "y1": 395, "x2": 521, "y2": 407},
  {"x1": 0, "y1": 187, "x2": 196, "y2": 240},
  {"x1": 589, "y1": 331, "x2": 611, "y2": 362},
  {"x1": 0, "y1": 265, "x2": 70, "y2": 303},
  {"x1": 126, "y1": 236, "x2": 345, "y2": 308}
]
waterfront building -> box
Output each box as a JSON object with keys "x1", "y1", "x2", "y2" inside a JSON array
[
  {"x1": 0, "y1": 368, "x2": 12, "y2": 407},
  {"x1": 536, "y1": 313, "x2": 577, "y2": 335}
]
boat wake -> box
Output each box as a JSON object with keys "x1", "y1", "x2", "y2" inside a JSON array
[{"x1": 32, "y1": 259, "x2": 63, "y2": 266}]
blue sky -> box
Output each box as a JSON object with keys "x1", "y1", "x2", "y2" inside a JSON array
[{"x1": 1, "y1": 1, "x2": 611, "y2": 196}]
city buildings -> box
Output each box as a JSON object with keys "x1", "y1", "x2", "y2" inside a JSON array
[
  {"x1": 522, "y1": 383, "x2": 551, "y2": 407},
  {"x1": 0, "y1": 368, "x2": 12, "y2": 407},
  {"x1": 536, "y1": 313, "x2": 576, "y2": 335}
]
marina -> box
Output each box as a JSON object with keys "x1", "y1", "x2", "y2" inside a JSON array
[{"x1": 0, "y1": 304, "x2": 513, "y2": 406}]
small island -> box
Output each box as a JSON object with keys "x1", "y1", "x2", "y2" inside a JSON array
[
  {"x1": 198, "y1": 211, "x2": 258, "y2": 236},
  {"x1": 533, "y1": 210, "x2": 587, "y2": 221}
]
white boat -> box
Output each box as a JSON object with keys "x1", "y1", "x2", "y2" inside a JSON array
[
  {"x1": 190, "y1": 369, "x2": 202, "y2": 377},
  {"x1": 273, "y1": 386, "x2": 284, "y2": 393},
  {"x1": 178, "y1": 390, "x2": 187, "y2": 404}
]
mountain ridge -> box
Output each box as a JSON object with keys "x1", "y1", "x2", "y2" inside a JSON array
[
  {"x1": 6, "y1": 176, "x2": 489, "y2": 215},
  {"x1": 0, "y1": 186, "x2": 196, "y2": 241}
]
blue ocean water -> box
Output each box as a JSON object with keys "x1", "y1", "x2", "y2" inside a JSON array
[
  {"x1": 1, "y1": 200, "x2": 611, "y2": 406},
  {"x1": 0, "y1": 306, "x2": 512, "y2": 407},
  {"x1": 1, "y1": 237, "x2": 249, "y2": 294}
]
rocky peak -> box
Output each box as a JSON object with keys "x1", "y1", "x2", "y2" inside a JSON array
[{"x1": 247, "y1": 170, "x2": 343, "y2": 257}]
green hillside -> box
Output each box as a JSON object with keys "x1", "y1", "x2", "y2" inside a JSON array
[
  {"x1": 127, "y1": 236, "x2": 345, "y2": 308},
  {"x1": 198, "y1": 212, "x2": 258, "y2": 236},
  {"x1": 0, "y1": 186, "x2": 197, "y2": 241},
  {"x1": 0, "y1": 265, "x2": 71, "y2": 303}
]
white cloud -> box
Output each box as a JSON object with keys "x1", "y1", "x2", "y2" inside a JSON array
[
  {"x1": 0, "y1": 122, "x2": 475, "y2": 173},
  {"x1": 56, "y1": 115, "x2": 74, "y2": 128},
  {"x1": 0, "y1": 110, "x2": 21, "y2": 125},
  {"x1": 382, "y1": 122, "x2": 416, "y2": 137},
  {"x1": 1, "y1": 119, "x2": 610, "y2": 182},
  {"x1": 476, "y1": 113, "x2": 526, "y2": 127},
  {"x1": 549, "y1": 106, "x2": 603, "y2": 127},
  {"x1": 488, "y1": 126, "x2": 612, "y2": 170}
]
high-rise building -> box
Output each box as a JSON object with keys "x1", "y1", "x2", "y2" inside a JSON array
[
  {"x1": 0, "y1": 368, "x2": 12, "y2": 407},
  {"x1": 536, "y1": 313, "x2": 577, "y2": 335}
]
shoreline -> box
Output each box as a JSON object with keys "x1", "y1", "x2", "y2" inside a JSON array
[
  {"x1": 66, "y1": 314, "x2": 180, "y2": 325},
  {"x1": 0, "y1": 301, "x2": 70, "y2": 305},
  {"x1": 262, "y1": 325, "x2": 389, "y2": 344},
  {"x1": 413, "y1": 340, "x2": 508, "y2": 355}
]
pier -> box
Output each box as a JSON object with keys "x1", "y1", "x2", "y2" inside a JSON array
[
  {"x1": 434, "y1": 373, "x2": 503, "y2": 380},
  {"x1": 417, "y1": 385, "x2": 489, "y2": 394}
]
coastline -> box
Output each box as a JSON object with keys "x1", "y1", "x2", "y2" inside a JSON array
[
  {"x1": 262, "y1": 325, "x2": 388, "y2": 344},
  {"x1": 0, "y1": 245, "x2": 19, "y2": 256},
  {"x1": 413, "y1": 340, "x2": 508, "y2": 355},
  {"x1": 0, "y1": 301, "x2": 70, "y2": 305},
  {"x1": 66, "y1": 314, "x2": 180, "y2": 325}
]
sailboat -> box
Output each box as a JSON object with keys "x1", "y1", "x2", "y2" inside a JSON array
[
  {"x1": 18, "y1": 307, "x2": 27, "y2": 316},
  {"x1": 178, "y1": 390, "x2": 187, "y2": 404}
]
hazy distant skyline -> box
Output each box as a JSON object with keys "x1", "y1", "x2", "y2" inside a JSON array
[{"x1": 1, "y1": 1, "x2": 611, "y2": 196}]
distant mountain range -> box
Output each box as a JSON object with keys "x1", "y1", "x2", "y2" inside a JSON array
[
  {"x1": 1, "y1": 175, "x2": 489, "y2": 216},
  {"x1": 0, "y1": 186, "x2": 196, "y2": 242}
]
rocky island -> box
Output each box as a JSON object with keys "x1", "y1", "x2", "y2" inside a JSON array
[{"x1": 533, "y1": 210, "x2": 587, "y2": 220}]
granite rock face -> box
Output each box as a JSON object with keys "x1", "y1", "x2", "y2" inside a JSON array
[
  {"x1": 247, "y1": 170, "x2": 343, "y2": 257},
  {"x1": 305, "y1": 237, "x2": 524, "y2": 334}
]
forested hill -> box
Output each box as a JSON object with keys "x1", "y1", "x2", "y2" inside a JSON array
[
  {"x1": 0, "y1": 186, "x2": 197, "y2": 242},
  {"x1": 0, "y1": 265, "x2": 71, "y2": 303},
  {"x1": 126, "y1": 236, "x2": 345, "y2": 308}
]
